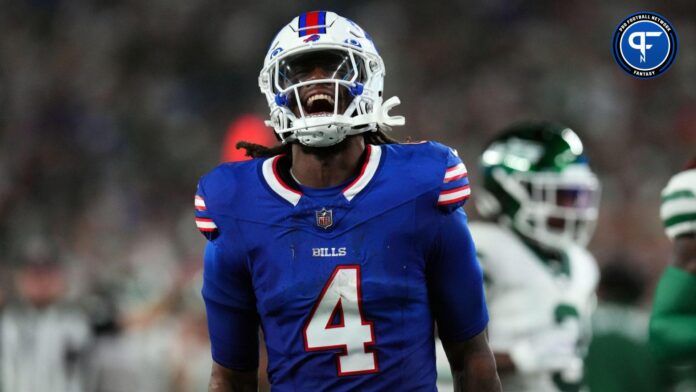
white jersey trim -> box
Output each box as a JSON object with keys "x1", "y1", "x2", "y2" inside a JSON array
[
  {"x1": 343, "y1": 144, "x2": 382, "y2": 202},
  {"x1": 262, "y1": 155, "x2": 303, "y2": 206}
]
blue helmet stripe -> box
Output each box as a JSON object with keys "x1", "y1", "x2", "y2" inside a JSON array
[
  {"x1": 298, "y1": 13, "x2": 308, "y2": 36},
  {"x1": 318, "y1": 11, "x2": 327, "y2": 34}
]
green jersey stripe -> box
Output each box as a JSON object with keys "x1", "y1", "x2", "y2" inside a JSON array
[
  {"x1": 664, "y1": 212, "x2": 696, "y2": 228},
  {"x1": 661, "y1": 189, "x2": 696, "y2": 202}
]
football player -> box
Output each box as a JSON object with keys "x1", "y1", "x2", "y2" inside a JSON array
[
  {"x1": 437, "y1": 122, "x2": 600, "y2": 391},
  {"x1": 195, "y1": 11, "x2": 501, "y2": 391},
  {"x1": 650, "y1": 159, "x2": 696, "y2": 386}
]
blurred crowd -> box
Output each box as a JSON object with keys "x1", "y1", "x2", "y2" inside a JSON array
[{"x1": 0, "y1": 0, "x2": 694, "y2": 391}]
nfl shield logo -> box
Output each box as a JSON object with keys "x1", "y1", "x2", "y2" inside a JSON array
[{"x1": 315, "y1": 208, "x2": 333, "y2": 229}]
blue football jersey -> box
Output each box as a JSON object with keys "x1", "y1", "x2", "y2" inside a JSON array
[{"x1": 195, "y1": 142, "x2": 488, "y2": 391}]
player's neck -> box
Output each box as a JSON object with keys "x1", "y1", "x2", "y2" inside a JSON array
[{"x1": 290, "y1": 136, "x2": 366, "y2": 188}]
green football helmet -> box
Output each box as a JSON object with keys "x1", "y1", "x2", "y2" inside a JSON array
[{"x1": 476, "y1": 122, "x2": 600, "y2": 250}]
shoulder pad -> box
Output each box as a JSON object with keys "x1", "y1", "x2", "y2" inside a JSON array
[
  {"x1": 431, "y1": 142, "x2": 471, "y2": 212},
  {"x1": 381, "y1": 141, "x2": 471, "y2": 213},
  {"x1": 194, "y1": 159, "x2": 261, "y2": 240},
  {"x1": 661, "y1": 168, "x2": 696, "y2": 239}
]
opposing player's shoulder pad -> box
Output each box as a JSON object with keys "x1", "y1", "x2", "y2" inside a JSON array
[{"x1": 432, "y1": 142, "x2": 470, "y2": 212}]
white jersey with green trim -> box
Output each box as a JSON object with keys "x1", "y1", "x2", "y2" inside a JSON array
[{"x1": 436, "y1": 221, "x2": 599, "y2": 392}]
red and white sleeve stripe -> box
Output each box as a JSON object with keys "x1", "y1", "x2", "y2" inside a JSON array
[
  {"x1": 437, "y1": 185, "x2": 471, "y2": 206},
  {"x1": 194, "y1": 195, "x2": 207, "y2": 211},
  {"x1": 444, "y1": 163, "x2": 467, "y2": 183},
  {"x1": 195, "y1": 217, "x2": 217, "y2": 232}
]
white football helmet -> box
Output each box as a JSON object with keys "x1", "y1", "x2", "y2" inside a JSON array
[
  {"x1": 477, "y1": 122, "x2": 601, "y2": 251},
  {"x1": 258, "y1": 11, "x2": 405, "y2": 147}
]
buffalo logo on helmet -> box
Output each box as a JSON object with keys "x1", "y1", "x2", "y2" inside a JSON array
[{"x1": 303, "y1": 34, "x2": 321, "y2": 43}]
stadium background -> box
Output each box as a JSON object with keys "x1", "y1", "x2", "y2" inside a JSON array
[{"x1": 0, "y1": 0, "x2": 694, "y2": 390}]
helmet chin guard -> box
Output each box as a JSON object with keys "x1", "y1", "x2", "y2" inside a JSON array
[
  {"x1": 259, "y1": 11, "x2": 404, "y2": 147},
  {"x1": 265, "y1": 96, "x2": 405, "y2": 147}
]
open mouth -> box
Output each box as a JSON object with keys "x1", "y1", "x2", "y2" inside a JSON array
[{"x1": 304, "y1": 93, "x2": 335, "y2": 116}]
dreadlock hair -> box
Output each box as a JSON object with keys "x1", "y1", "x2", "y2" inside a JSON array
[{"x1": 236, "y1": 129, "x2": 401, "y2": 159}]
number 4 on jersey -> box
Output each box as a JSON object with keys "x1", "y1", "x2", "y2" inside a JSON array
[{"x1": 303, "y1": 265, "x2": 379, "y2": 376}]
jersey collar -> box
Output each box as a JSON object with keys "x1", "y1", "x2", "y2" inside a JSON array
[
  {"x1": 342, "y1": 144, "x2": 382, "y2": 201},
  {"x1": 261, "y1": 144, "x2": 383, "y2": 206},
  {"x1": 261, "y1": 154, "x2": 303, "y2": 206}
]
